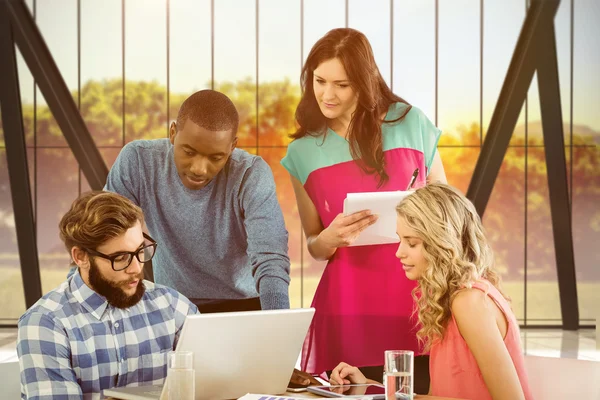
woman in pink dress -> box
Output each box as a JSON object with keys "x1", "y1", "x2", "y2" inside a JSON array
[
  {"x1": 281, "y1": 28, "x2": 447, "y2": 393},
  {"x1": 329, "y1": 184, "x2": 534, "y2": 400}
]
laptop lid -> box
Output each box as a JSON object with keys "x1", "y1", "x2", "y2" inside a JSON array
[
  {"x1": 103, "y1": 384, "x2": 166, "y2": 400},
  {"x1": 177, "y1": 308, "x2": 315, "y2": 400}
]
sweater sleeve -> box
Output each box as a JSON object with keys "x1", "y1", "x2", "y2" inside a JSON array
[
  {"x1": 104, "y1": 142, "x2": 142, "y2": 205},
  {"x1": 239, "y1": 157, "x2": 291, "y2": 310}
]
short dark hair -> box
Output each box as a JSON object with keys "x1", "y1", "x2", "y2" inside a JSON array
[{"x1": 176, "y1": 90, "x2": 239, "y2": 135}]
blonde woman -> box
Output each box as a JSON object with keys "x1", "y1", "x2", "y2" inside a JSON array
[{"x1": 329, "y1": 183, "x2": 533, "y2": 400}]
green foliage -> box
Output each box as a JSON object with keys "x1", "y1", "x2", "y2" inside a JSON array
[{"x1": 0, "y1": 78, "x2": 598, "y2": 284}]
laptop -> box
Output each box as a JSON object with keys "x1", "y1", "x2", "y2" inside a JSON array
[{"x1": 103, "y1": 308, "x2": 315, "y2": 400}]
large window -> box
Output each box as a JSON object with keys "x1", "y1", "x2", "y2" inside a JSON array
[{"x1": 1, "y1": 0, "x2": 598, "y2": 325}]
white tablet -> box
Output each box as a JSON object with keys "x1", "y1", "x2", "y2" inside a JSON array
[
  {"x1": 343, "y1": 190, "x2": 412, "y2": 246},
  {"x1": 307, "y1": 384, "x2": 386, "y2": 399}
]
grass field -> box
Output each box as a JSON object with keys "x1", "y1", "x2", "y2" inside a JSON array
[{"x1": 1, "y1": 267, "x2": 598, "y2": 324}]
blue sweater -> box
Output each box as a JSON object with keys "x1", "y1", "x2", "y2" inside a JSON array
[{"x1": 105, "y1": 139, "x2": 290, "y2": 309}]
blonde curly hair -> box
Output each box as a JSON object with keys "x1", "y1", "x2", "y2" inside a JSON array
[{"x1": 395, "y1": 183, "x2": 507, "y2": 352}]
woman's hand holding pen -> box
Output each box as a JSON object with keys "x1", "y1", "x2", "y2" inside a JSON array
[{"x1": 317, "y1": 210, "x2": 378, "y2": 249}]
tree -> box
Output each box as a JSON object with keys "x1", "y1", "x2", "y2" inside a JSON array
[{"x1": 0, "y1": 78, "x2": 597, "y2": 284}]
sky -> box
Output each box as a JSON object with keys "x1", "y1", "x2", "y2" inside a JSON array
[{"x1": 15, "y1": 0, "x2": 600, "y2": 134}]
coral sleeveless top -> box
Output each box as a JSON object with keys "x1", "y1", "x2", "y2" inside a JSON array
[{"x1": 429, "y1": 281, "x2": 534, "y2": 399}]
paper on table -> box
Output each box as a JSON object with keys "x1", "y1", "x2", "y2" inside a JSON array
[
  {"x1": 343, "y1": 190, "x2": 412, "y2": 247},
  {"x1": 238, "y1": 394, "x2": 310, "y2": 400}
]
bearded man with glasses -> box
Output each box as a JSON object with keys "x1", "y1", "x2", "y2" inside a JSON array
[{"x1": 16, "y1": 191, "x2": 198, "y2": 398}]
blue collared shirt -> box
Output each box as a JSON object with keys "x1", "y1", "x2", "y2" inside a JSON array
[{"x1": 17, "y1": 270, "x2": 198, "y2": 399}]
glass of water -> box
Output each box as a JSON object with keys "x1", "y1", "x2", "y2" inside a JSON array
[
  {"x1": 384, "y1": 350, "x2": 414, "y2": 400},
  {"x1": 167, "y1": 350, "x2": 195, "y2": 400}
]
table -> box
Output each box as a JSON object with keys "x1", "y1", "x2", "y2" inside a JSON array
[{"x1": 284, "y1": 390, "x2": 462, "y2": 400}]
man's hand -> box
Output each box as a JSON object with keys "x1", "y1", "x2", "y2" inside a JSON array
[{"x1": 289, "y1": 368, "x2": 321, "y2": 386}]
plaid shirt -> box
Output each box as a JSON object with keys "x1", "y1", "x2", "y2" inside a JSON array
[{"x1": 17, "y1": 270, "x2": 198, "y2": 399}]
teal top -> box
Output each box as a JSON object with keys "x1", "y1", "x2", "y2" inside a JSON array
[{"x1": 281, "y1": 103, "x2": 441, "y2": 185}]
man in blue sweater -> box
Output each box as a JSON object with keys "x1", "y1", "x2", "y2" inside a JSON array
[{"x1": 105, "y1": 90, "x2": 291, "y2": 312}]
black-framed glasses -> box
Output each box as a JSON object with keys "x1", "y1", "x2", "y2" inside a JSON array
[{"x1": 84, "y1": 232, "x2": 158, "y2": 271}]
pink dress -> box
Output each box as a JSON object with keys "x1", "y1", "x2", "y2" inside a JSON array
[
  {"x1": 429, "y1": 280, "x2": 534, "y2": 399},
  {"x1": 281, "y1": 103, "x2": 441, "y2": 374}
]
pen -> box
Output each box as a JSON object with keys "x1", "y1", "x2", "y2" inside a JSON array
[{"x1": 406, "y1": 168, "x2": 419, "y2": 190}]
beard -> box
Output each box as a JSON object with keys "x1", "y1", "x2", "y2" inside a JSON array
[{"x1": 88, "y1": 258, "x2": 146, "y2": 309}]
